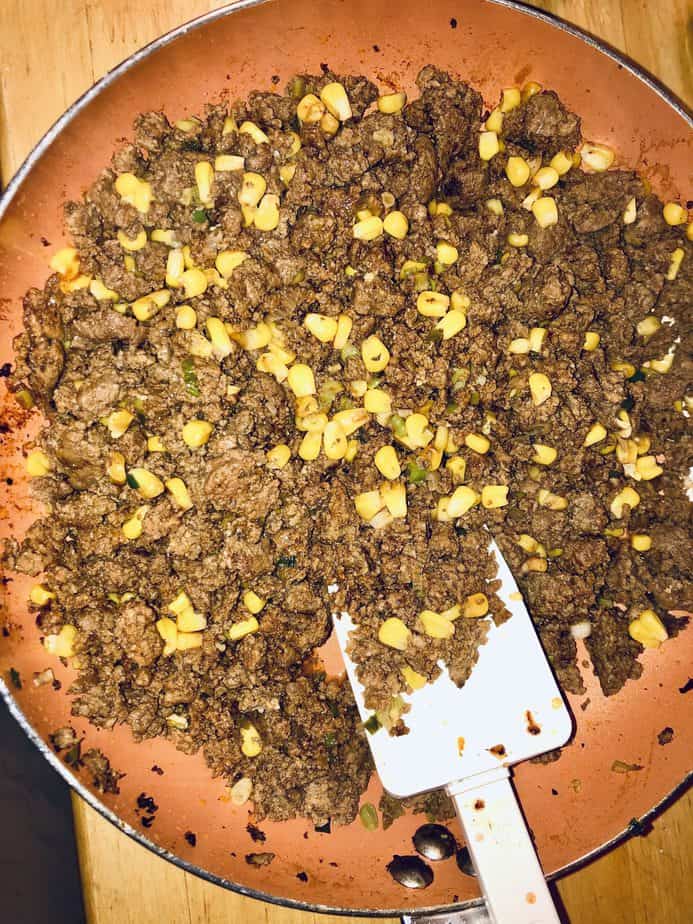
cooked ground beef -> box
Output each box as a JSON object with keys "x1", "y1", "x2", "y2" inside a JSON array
[{"x1": 4, "y1": 67, "x2": 691, "y2": 826}]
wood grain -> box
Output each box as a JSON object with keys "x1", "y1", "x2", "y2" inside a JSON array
[{"x1": 1, "y1": 1, "x2": 691, "y2": 922}]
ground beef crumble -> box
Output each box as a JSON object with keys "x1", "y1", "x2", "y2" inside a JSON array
[{"x1": 4, "y1": 66, "x2": 691, "y2": 826}]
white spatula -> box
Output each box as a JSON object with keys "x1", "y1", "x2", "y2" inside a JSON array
[{"x1": 333, "y1": 538, "x2": 573, "y2": 924}]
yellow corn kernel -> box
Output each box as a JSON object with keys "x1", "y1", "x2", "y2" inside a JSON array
[
  {"x1": 322, "y1": 420, "x2": 347, "y2": 460},
  {"x1": 235, "y1": 323, "x2": 272, "y2": 351},
  {"x1": 267, "y1": 444, "x2": 291, "y2": 470},
  {"x1": 405, "y1": 413, "x2": 433, "y2": 448},
  {"x1": 485, "y1": 108, "x2": 504, "y2": 133},
  {"x1": 533, "y1": 166, "x2": 559, "y2": 190},
  {"x1": 182, "y1": 419, "x2": 213, "y2": 448},
  {"x1": 333, "y1": 408, "x2": 370, "y2": 436},
  {"x1": 320, "y1": 111, "x2": 340, "y2": 135},
  {"x1": 193, "y1": 161, "x2": 214, "y2": 206},
  {"x1": 50, "y1": 247, "x2": 79, "y2": 279},
  {"x1": 355, "y1": 489, "x2": 385, "y2": 522},
  {"x1": 305, "y1": 313, "x2": 338, "y2": 343},
  {"x1": 508, "y1": 232, "x2": 529, "y2": 247},
  {"x1": 241, "y1": 204, "x2": 256, "y2": 226},
  {"x1": 353, "y1": 215, "x2": 383, "y2": 241},
  {"x1": 163, "y1": 249, "x2": 184, "y2": 289},
  {"x1": 537, "y1": 488, "x2": 568, "y2": 511},
  {"x1": 464, "y1": 593, "x2": 489, "y2": 619},
  {"x1": 238, "y1": 172, "x2": 267, "y2": 208},
  {"x1": 132, "y1": 288, "x2": 171, "y2": 322},
  {"x1": 228, "y1": 617, "x2": 260, "y2": 643},
  {"x1": 279, "y1": 163, "x2": 297, "y2": 186},
  {"x1": 214, "y1": 154, "x2": 245, "y2": 172},
  {"x1": 179, "y1": 268, "x2": 207, "y2": 300},
  {"x1": 204, "y1": 317, "x2": 232, "y2": 359},
  {"x1": 168, "y1": 596, "x2": 193, "y2": 625},
  {"x1": 378, "y1": 617, "x2": 411, "y2": 651},
  {"x1": 254, "y1": 193, "x2": 280, "y2": 231},
  {"x1": 104, "y1": 409, "x2": 134, "y2": 439},
  {"x1": 580, "y1": 142, "x2": 614, "y2": 171},
  {"x1": 550, "y1": 151, "x2": 573, "y2": 175},
  {"x1": 610, "y1": 486, "x2": 640, "y2": 518},
  {"x1": 26, "y1": 449, "x2": 51, "y2": 477},
  {"x1": 636, "y1": 316, "x2": 661, "y2": 339},
  {"x1": 297, "y1": 430, "x2": 321, "y2": 461},
  {"x1": 149, "y1": 229, "x2": 177, "y2": 247},
  {"x1": 378, "y1": 91, "x2": 407, "y2": 114},
  {"x1": 173, "y1": 630, "x2": 202, "y2": 652},
  {"x1": 446, "y1": 456, "x2": 467, "y2": 484},
  {"x1": 320, "y1": 81, "x2": 352, "y2": 121},
  {"x1": 465, "y1": 433, "x2": 490, "y2": 454},
  {"x1": 165, "y1": 477, "x2": 193, "y2": 511},
  {"x1": 295, "y1": 395, "x2": 319, "y2": 416},
  {"x1": 117, "y1": 229, "x2": 147, "y2": 252},
  {"x1": 401, "y1": 665, "x2": 427, "y2": 690},
  {"x1": 296, "y1": 411, "x2": 327, "y2": 434},
  {"x1": 630, "y1": 534, "x2": 652, "y2": 553},
  {"x1": 128, "y1": 467, "x2": 164, "y2": 499},
  {"x1": 632, "y1": 435, "x2": 651, "y2": 456},
  {"x1": 416, "y1": 291, "x2": 450, "y2": 318},
  {"x1": 666, "y1": 247, "x2": 684, "y2": 281},
  {"x1": 518, "y1": 534, "x2": 539, "y2": 554},
  {"x1": 375, "y1": 445, "x2": 401, "y2": 480},
  {"x1": 146, "y1": 435, "x2": 165, "y2": 454},
  {"x1": 383, "y1": 210, "x2": 409, "y2": 240},
  {"x1": 344, "y1": 440, "x2": 359, "y2": 462},
  {"x1": 522, "y1": 556, "x2": 548, "y2": 574},
  {"x1": 436, "y1": 241, "x2": 459, "y2": 266},
  {"x1": 481, "y1": 485, "x2": 509, "y2": 509},
  {"x1": 663, "y1": 202, "x2": 686, "y2": 226},
  {"x1": 239, "y1": 120, "x2": 270, "y2": 145},
  {"x1": 155, "y1": 617, "x2": 178, "y2": 655},
  {"x1": 188, "y1": 332, "x2": 213, "y2": 358},
  {"x1": 122, "y1": 505, "x2": 148, "y2": 539},
  {"x1": 532, "y1": 196, "x2": 558, "y2": 228},
  {"x1": 447, "y1": 485, "x2": 480, "y2": 517},
  {"x1": 176, "y1": 605, "x2": 206, "y2": 632},
  {"x1": 506, "y1": 156, "x2": 531, "y2": 187},
  {"x1": 361, "y1": 335, "x2": 390, "y2": 373},
  {"x1": 364, "y1": 389, "x2": 392, "y2": 414},
  {"x1": 645, "y1": 352, "x2": 674, "y2": 374},
  {"x1": 628, "y1": 609, "x2": 668, "y2": 649},
  {"x1": 500, "y1": 86, "x2": 521, "y2": 112},
  {"x1": 30, "y1": 584, "x2": 55, "y2": 606},
  {"x1": 419, "y1": 610, "x2": 454, "y2": 639},
  {"x1": 616, "y1": 438, "x2": 638, "y2": 465},
  {"x1": 331, "y1": 314, "x2": 352, "y2": 350},
  {"x1": 173, "y1": 305, "x2": 196, "y2": 331},
  {"x1": 230, "y1": 776, "x2": 253, "y2": 805},
  {"x1": 532, "y1": 444, "x2": 556, "y2": 465},
  {"x1": 434, "y1": 309, "x2": 466, "y2": 341},
  {"x1": 215, "y1": 250, "x2": 249, "y2": 279},
  {"x1": 611, "y1": 360, "x2": 637, "y2": 379},
  {"x1": 381, "y1": 481, "x2": 407, "y2": 518},
  {"x1": 508, "y1": 338, "x2": 529, "y2": 354},
  {"x1": 115, "y1": 173, "x2": 152, "y2": 213},
  {"x1": 584, "y1": 423, "x2": 607, "y2": 447},
  {"x1": 524, "y1": 329, "x2": 545, "y2": 355},
  {"x1": 478, "y1": 131, "x2": 500, "y2": 161},
  {"x1": 88, "y1": 279, "x2": 119, "y2": 302},
  {"x1": 622, "y1": 197, "x2": 637, "y2": 224},
  {"x1": 522, "y1": 187, "x2": 542, "y2": 211},
  {"x1": 43, "y1": 624, "x2": 77, "y2": 659},
  {"x1": 243, "y1": 590, "x2": 266, "y2": 615},
  {"x1": 583, "y1": 331, "x2": 600, "y2": 352},
  {"x1": 239, "y1": 721, "x2": 262, "y2": 757},
  {"x1": 529, "y1": 372, "x2": 551, "y2": 406},
  {"x1": 635, "y1": 455, "x2": 663, "y2": 480},
  {"x1": 287, "y1": 363, "x2": 316, "y2": 398},
  {"x1": 180, "y1": 245, "x2": 195, "y2": 270},
  {"x1": 297, "y1": 93, "x2": 325, "y2": 123}
]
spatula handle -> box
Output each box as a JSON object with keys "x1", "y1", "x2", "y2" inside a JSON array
[{"x1": 447, "y1": 768, "x2": 560, "y2": 924}]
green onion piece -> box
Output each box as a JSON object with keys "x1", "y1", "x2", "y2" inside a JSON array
[
  {"x1": 407, "y1": 460, "x2": 428, "y2": 484},
  {"x1": 276, "y1": 554, "x2": 297, "y2": 568},
  {"x1": 359, "y1": 803, "x2": 379, "y2": 831},
  {"x1": 363, "y1": 714, "x2": 381, "y2": 735},
  {"x1": 181, "y1": 358, "x2": 200, "y2": 397},
  {"x1": 192, "y1": 208, "x2": 207, "y2": 223},
  {"x1": 389, "y1": 414, "x2": 407, "y2": 438},
  {"x1": 15, "y1": 388, "x2": 34, "y2": 409},
  {"x1": 126, "y1": 473, "x2": 140, "y2": 490},
  {"x1": 324, "y1": 732, "x2": 336, "y2": 748}
]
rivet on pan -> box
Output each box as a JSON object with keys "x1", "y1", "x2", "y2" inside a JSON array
[
  {"x1": 413, "y1": 823, "x2": 457, "y2": 860},
  {"x1": 386, "y1": 855, "x2": 434, "y2": 888},
  {"x1": 456, "y1": 846, "x2": 476, "y2": 877}
]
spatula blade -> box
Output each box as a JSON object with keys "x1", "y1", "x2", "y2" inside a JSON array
[{"x1": 333, "y1": 539, "x2": 573, "y2": 798}]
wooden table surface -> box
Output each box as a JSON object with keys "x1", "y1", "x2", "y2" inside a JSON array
[{"x1": 1, "y1": 2, "x2": 691, "y2": 922}]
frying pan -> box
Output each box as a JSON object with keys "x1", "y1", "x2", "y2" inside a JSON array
[{"x1": 0, "y1": 0, "x2": 691, "y2": 916}]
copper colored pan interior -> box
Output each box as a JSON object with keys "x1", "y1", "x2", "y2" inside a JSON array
[{"x1": 0, "y1": 0, "x2": 691, "y2": 915}]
